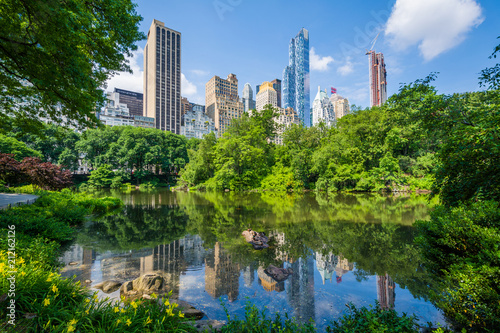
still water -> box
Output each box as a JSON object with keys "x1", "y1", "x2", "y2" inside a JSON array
[{"x1": 60, "y1": 189, "x2": 445, "y2": 331}]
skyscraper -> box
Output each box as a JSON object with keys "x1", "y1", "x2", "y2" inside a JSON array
[
  {"x1": 143, "y1": 19, "x2": 181, "y2": 134},
  {"x1": 312, "y1": 86, "x2": 335, "y2": 127},
  {"x1": 368, "y1": 51, "x2": 387, "y2": 107},
  {"x1": 205, "y1": 73, "x2": 244, "y2": 136},
  {"x1": 242, "y1": 83, "x2": 256, "y2": 112},
  {"x1": 114, "y1": 88, "x2": 143, "y2": 117},
  {"x1": 256, "y1": 81, "x2": 278, "y2": 111},
  {"x1": 283, "y1": 28, "x2": 310, "y2": 127},
  {"x1": 271, "y1": 79, "x2": 282, "y2": 108}
]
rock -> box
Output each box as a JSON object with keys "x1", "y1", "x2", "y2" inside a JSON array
[
  {"x1": 132, "y1": 273, "x2": 163, "y2": 293},
  {"x1": 242, "y1": 228, "x2": 269, "y2": 250},
  {"x1": 264, "y1": 265, "x2": 293, "y2": 282},
  {"x1": 120, "y1": 280, "x2": 134, "y2": 294},
  {"x1": 94, "y1": 280, "x2": 122, "y2": 293},
  {"x1": 193, "y1": 319, "x2": 226, "y2": 332},
  {"x1": 69, "y1": 262, "x2": 79, "y2": 266},
  {"x1": 174, "y1": 299, "x2": 205, "y2": 320},
  {"x1": 84, "y1": 279, "x2": 92, "y2": 284}
]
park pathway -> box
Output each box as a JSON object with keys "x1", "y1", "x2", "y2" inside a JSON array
[{"x1": 0, "y1": 193, "x2": 39, "y2": 210}]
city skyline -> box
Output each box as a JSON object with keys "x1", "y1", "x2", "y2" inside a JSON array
[{"x1": 106, "y1": 0, "x2": 500, "y2": 110}]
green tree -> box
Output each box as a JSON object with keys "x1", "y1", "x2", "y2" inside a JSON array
[
  {"x1": 0, "y1": 0, "x2": 144, "y2": 131},
  {"x1": 0, "y1": 134, "x2": 41, "y2": 160}
]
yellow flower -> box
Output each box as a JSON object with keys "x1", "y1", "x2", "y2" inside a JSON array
[
  {"x1": 18, "y1": 257, "x2": 25, "y2": 265},
  {"x1": 126, "y1": 319, "x2": 132, "y2": 326},
  {"x1": 131, "y1": 301, "x2": 138, "y2": 309},
  {"x1": 67, "y1": 325, "x2": 75, "y2": 333},
  {"x1": 43, "y1": 298, "x2": 50, "y2": 307},
  {"x1": 51, "y1": 285, "x2": 58, "y2": 293},
  {"x1": 178, "y1": 313, "x2": 185, "y2": 318},
  {"x1": 151, "y1": 293, "x2": 158, "y2": 299},
  {"x1": 85, "y1": 299, "x2": 90, "y2": 304},
  {"x1": 92, "y1": 293, "x2": 98, "y2": 300},
  {"x1": 85, "y1": 309, "x2": 89, "y2": 315},
  {"x1": 117, "y1": 319, "x2": 121, "y2": 324},
  {"x1": 164, "y1": 299, "x2": 170, "y2": 306},
  {"x1": 69, "y1": 319, "x2": 77, "y2": 326},
  {"x1": 0, "y1": 263, "x2": 6, "y2": 272},
  {"x1": 21, "y1": 271, "x2": 26, "y2": 277},
  {"x1": 44, "y1": 320, "x2": 51, "y2": 330},
  {"x1": 120, "y1": 308, "x2": 126, "y2": 313},
  {"x1": 113, "y1": 307, "x2": 120, "y2": 313},
  {"x1": 144, "y1": 316, "x2": 153, "y2": 325}
]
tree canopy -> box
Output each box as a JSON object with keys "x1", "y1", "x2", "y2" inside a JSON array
[{"x1": 0, "y1": 0, "x2": 145, "y2": 131}]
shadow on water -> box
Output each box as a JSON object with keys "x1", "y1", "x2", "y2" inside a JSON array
[{"x1": 61, "y1": 189, "x2": 444, "y2": 331}]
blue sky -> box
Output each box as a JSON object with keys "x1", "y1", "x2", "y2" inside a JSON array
[{"x1": 106, "y1": 0, "x2": 500, "y2": 108}]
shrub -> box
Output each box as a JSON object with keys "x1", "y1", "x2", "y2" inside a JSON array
[
  {"x1": 221, "y1": 300, "x2": 316, "y2": 333},
  {"x1": 415, "y1": 200, "x2": 500, "y2": 331},
  {"x1": 326, "y1": 302, "x2": 419, "y2": 333},
  {"x1": 87, "y1": 165, "x2": 115, "y2": 188}
]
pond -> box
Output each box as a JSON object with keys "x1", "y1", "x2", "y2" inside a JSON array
[{"x1": 60, "y1": 189, "x2": 446, "y2": 331}]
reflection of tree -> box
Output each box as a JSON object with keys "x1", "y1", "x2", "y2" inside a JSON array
[
  {"x1": 77, "y1": 204, "x2": 189, "y2": 251},
  {"x1": 177, "y1": 190, "x2": 435, "y2": 301}
]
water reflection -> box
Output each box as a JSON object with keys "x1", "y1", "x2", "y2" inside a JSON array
[{"x1": 61, "y1": 190, "x2": 443, "y2": 331}]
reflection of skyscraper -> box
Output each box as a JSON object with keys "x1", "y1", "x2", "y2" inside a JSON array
[
  {"x1": 377, "y1": 273, "x2": 395, "y2": 308},
  {"x1": 60, "y1": 245, "x2": 95, "y2": 285},
  {"x1": 335, "y1": 255, "x2": 354, "y2": 283},
  {"x1": 286, "y1": 254, "x2": 315, "y2": 323},
  {"x1": 257, "y1": 267, "x2": 285, "y2": 292},
  {"x1": 204, "y1": 242, "x2": 240, "y2": 301},
  {"x1": 315, "y1": 252, "x2": 337, "y2": 284},
  {"x1": 243, "y1": 264, "x2": 256, "y2": 287}
]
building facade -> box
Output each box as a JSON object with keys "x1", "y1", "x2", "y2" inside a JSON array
[
  {"x1": 242, "y1": 83, "x2": 256, "y2": 113},
  {"x1": 180, "y1": 102, "x2": 216, "y2": 139},
  {"x1": 368, "y1": 51, "x2": 387, "y2": 107},
  {"x1": 271, "y1": 79, "x2": 282, "y2": 107},
  {"x1": 205, "y1": 73, "x2": 244, "y2": 137},
  {"x1": 330, "y1": 94, "x2": 350, "y2": 120},
  {"x1": 312, "y1": 87, "x2": 336, "y2": 127},
  {"x1": 274, "y1": 107, "x2": 300, "y2": 145},
  {"x1": 256, "y1": 81, "x2": 278, "y2": 111},
  {"x1": 100, "y1": 91, "x2": 154, "y2": 128},
  {"x1": 143, "y1": 19, "x2": 181, "y2": 134},
  {"x1": 181, "y1": 97, "x2": 191, "y2": 115},
  {"x1": 283, "y1": 28, "x2": 310, "y2": 127},
  {"x1": 114, "y1": 88, "x2": 143, "y2": 117}
]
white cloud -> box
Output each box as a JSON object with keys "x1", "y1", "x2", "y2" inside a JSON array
[
  {"x1": 310, "y1": 47, "x2": 334, "y2": 71},
  {"x1": 385, "y1": 0, "x2": 484, "y2": 61},
  {"x1": 105, "y1": 47, "x2": 143, "y2": 93},
  {"x1": 181, "y1": 73, "x2": 198, "y2": 96},
  {"x1": 190, "y1": 69, "x2": 210, "y2": 76},
  {"x1": 337, "y1": 57, "x2": 354, "y2": 76}
]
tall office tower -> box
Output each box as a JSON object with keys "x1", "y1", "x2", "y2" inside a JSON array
[
  {"x1": 368, "y1": 51, "x2": 387, "y2": 107},
  {"x1": 143, "y1": 19, "x2": 181, "y2": 134},
  {"x1": 205, "y1": 73, "x2": 244, "y2": 136},
  {"x1": 271, "y1": 79, "x2": 282, "y2": 107},
  {"x1": 114, "y1": 88, "x2": 143, "y2": 117},
  {"x1": 242, "y1": 83, "x2": 256, "y2": 112},
  {"x1": 255, "y1": 81, "x2": 278, "y2": 111},
  {"x1": 330, "y1": 93, "x2": 350, "y2": 120},
  {"x1": 283, "y1": 28, "x2": 310, "y2": 126},
  {"x1": 312, "y1": 86, "x2": 335, "y2": 127}
]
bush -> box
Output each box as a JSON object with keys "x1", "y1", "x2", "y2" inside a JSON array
[
  {"x1": 415, "y1": 200, "x2": 500, "y2": 331},
  {"x1": 87, "y1": 165, "x2": 115, "y2": 188},
  {"x1": 326, "y1": 302, "x2": 419, "y2": 333},
  {"x1": 221, "y1": 300, "x2": 315, "y2": 333}
]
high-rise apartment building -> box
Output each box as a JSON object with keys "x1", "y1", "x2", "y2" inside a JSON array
[
  {"x1": 274, "y1": 107, "x2": 300, "y2": 145},
  {"x1": 242, "y1": 83, "x2": 256, "y2": 112},
  {"x1": 256, "y1": 81, "x2": 278, "y2": 111},
  {"x1": 283, "y1": 28, "x2": 310, "y2": 127},
  {"x1": 205, "y1": 73, "x2": 244, "y2": 136},
  {"x1": 180, "y1": 100, "x2": 216, "y2": 139},
  {"x1": 181, "y1": 97, "x2": 191, "y2": 115},
  {"x1": 143, "y1": 19, "x2": 181, "y2": 134},
  {"x1": 330, "y1": 93, "x2": 350, "y2": 120},
  {"x1": 114, "y1": 88, "x2": 143, "y2": 117},
  {"x1": 368, "y1": 51, "x2": 387, "y2": 107},
  {"x1": 312, "y1": 87, "x2": 335, "y2": 127},
  {"x1": 271, "y1": 79, "x2": 282, "y2": 108}
]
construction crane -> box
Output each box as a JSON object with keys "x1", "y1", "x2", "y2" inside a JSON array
[{"x1": 365, "y1": 32, "x2": 380, "y2": 55}]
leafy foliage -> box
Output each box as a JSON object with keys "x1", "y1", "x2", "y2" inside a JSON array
[
  {"x1": 0, "y1": 0, "x2": 145, "y2": 131},
  {"x1": 326, "y1": 302, "x2": 419, "y2": 333}
]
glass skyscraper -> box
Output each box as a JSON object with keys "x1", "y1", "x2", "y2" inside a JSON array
[{"x1": 283, "y1": 28, "x2": 310, "y2": 127}]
